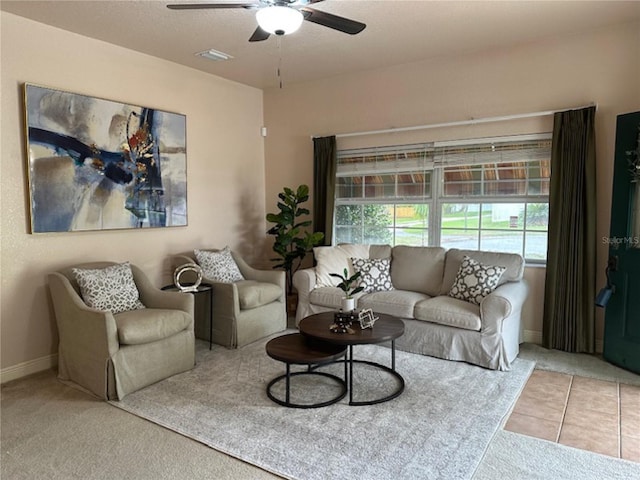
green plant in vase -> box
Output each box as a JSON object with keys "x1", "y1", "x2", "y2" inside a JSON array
[{"x1": 330, "y1": 268, "x2": 364, "y2": 312}]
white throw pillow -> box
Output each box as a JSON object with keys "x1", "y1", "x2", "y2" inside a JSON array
[
  {"x1": 351, "y1": 257, "x2": 394, "y2": 293},
  {"x1": 314, "y1": 244, "x2": 370, "y2": 287},
  {"x1": 195, "y1": 247, "x2": 244, "y2": 283},
  {"x1": 448, "y1": 255, "x2": 506, "y2": 305},
  {"x1": 73, "y1": 262, "x2": 145, "y2": 314}
]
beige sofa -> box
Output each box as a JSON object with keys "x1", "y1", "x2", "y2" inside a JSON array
[{"x1": 293, "y1": 245, "x2": 528, "y2": 370}]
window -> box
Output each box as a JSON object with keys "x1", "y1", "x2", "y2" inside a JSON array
[{"x1": 333, "y1": 135, "x2": 551, "y2": 263}]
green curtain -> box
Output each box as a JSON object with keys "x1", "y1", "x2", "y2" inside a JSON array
[
  {"x1": 313, "y1": 136, "x2": 337, "y2": 246},
  {"x1": 543, "y1": 106, "x2": 597, "y2": 353}
]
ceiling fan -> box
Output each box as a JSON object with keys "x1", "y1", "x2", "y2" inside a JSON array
[{"x1": 167, "y1": 1, "x2": 366, "y2": 42}]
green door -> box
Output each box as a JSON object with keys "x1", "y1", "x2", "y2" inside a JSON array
[{"x1": 603, "y1": 111, "x2": 640, "y2": 374}]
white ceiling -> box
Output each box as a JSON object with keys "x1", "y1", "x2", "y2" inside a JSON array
[{"x1": 3, "y1": 0, "x2": 640, "y2": 89}]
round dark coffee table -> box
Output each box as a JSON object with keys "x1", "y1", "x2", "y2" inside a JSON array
[
  {"x1": 265, "y1": 333, "x2": 348, "y2": 409},
  {"x1": 299, "y1": 312, "x2": 405, "y2": 406}
]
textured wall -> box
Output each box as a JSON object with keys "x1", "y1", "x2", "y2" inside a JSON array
[
  {"x1": 263, "y1": 21, "x2": 640, "y2": 345},
  {"x1": 1, "y1": 12, "x2": 266, "y2": 373}
]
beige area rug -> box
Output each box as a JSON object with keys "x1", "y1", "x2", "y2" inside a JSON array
[{"x1": 110, "y1": 336, "x2": 534, "y2": 480}]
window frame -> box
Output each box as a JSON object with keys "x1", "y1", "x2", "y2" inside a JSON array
[{"x1": 333, "y1": 134, "x2": 551, "y2": 264}]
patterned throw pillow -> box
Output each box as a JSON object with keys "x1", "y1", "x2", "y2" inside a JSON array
[
  {"x1": 351, "y1": 257, "x2": 394, "y2": 293},
  {"x1": 194, "y1": 247, "x2": 244, "y2": 283},
  {"x1": 72, "y1": 262, "x2": 145, "y2": 314},
  {"x1": 448, "y1": 255, "x2": 506, "y2": 305}
]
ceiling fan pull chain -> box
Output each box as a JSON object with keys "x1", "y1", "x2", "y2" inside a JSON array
[{"x1": 277, "y1": 36, "x2": 283, "y2": 89}]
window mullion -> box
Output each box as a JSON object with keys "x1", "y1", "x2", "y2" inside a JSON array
[{"x1": 432, "y1": 168, "x2": 442, "y2": 247}]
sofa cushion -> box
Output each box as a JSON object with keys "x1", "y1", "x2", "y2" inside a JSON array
[
  {"x1": 352, "y1": 257, "x2": 394, "y2": 293},
  {"x1": 414, "y1": 296, "x2": 481, "y2": 331},
  {"x1": 115, "y1": 308, "x2": 191, "y2": 345},
  {"x1": 369, "y1": 244, "x2": 392, "y2": 259},
  {"x1": 195, "y1": 247, "x2": 244, "y2": 283},
  {"x1": 73, "y1": 262, "x2": 145, "y2": 314},
  {"x1": 314, "y1": 244, "x2": 370, "y2": 287},
  {"x1": 359, "y1": 290, "x2": 430, "y2": 318},
  {"x1": 448, "y1": 256, "x2": 506, "y2": 305},
  {"x1": 309, "y1": 286, "x2": 349, "y2": 308},
  {"x1": 391, "y1": 246, "x2": 446, "y2": 296},
  {"x1": 236, "y1": 280, "x2": 282, "y2": 310},
  {"x1": 441, "y1": 249, "x2": 524, "y2": 295}
]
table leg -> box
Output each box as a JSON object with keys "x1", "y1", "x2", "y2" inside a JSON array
[
  {"x1": 344, "y1": 351, "x2": 348, "y2": 385},
  {"x1": 286, "y1": 363, "x2": 291, "y2": 404},
  {"x1": 391, "y1": 339, "x2": 396, "y2": 371},
  {"x1": 209, "y1": 288, "x2": 213, "y2": 350},
  {"x1": 349, "y1": 345, "x2": 354, "y2": 405}
]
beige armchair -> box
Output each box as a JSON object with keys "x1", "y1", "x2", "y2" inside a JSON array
[
  {"x1": 173, "y1": 250, "x2": 286, "y2": 348},
  {"x1": 48, "y1": 262, "x2": 195, "y2": 400}
]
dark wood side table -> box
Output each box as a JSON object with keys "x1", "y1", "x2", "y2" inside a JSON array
[
  {"x1": 162, "y1": 283, "x2": 214, "y2": 350},
  {"x1": 265, "y1": 333, "x2": 347, "y2": 409}
]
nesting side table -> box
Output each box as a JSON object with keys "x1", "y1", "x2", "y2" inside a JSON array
[{"x1": 265, "y1": 333, "x2": 347, "y2": 408}]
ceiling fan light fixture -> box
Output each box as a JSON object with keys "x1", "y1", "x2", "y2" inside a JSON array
[{"x1": 256, "y1": 5, "x2": 303, "y2": 36}]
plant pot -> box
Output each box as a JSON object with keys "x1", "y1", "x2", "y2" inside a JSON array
[
  {"x1": 341, "y1": 297, "x2": 355, "y2": 312},
  {"x1": 287, "y1": 293, "x2": 298, "y2": 317}
]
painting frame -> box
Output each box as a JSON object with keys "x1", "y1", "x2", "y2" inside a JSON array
[{"x1": 23, "y1": 83, "x2": 188, "y2": 234}]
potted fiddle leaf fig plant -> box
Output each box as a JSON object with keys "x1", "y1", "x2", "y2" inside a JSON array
[
  {"x1": 330, "y1": 268, "x2": 364, "y2": 312},
  {"x1": 266, "y1": 185, "x2": 324, "y2": 312}
]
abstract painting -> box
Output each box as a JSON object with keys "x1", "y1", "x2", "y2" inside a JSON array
[{"x1": 24, "y1": 84, "x2": 187, "y2": 233}]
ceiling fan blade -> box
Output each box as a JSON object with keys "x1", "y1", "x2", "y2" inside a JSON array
[
  {"x1": 300, "y1": 7, "x2": 366, "y2": 35},
  {"x1": 167, "y1": 2, "x2": 258, "y2": 10},
  {"x1": 249, "y1": 26, "x2": 271, "y2": 42}
]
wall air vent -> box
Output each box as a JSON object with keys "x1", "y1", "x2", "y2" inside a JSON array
[{"x1": 196, "y1": 49, "x2": 233, "y2": 62}]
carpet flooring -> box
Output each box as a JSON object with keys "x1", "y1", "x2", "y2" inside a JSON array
[
  {"x1": 519, "y1": 343, "x2": 640, "y2": 386},
  {"x1": 111, "y1": 336, "x2": 534, "y2": 480},
  {"x1": 474, "y1": 430, "x2": 640, "y2": 480}
]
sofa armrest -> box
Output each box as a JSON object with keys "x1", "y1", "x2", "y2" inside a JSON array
[
  {"x1": 131, "y1": 265, "x2": 194, "y2": 317},
  {"x1": 173, "y1": 254, "x2": 195, "y2": 268},
  {"x1": 48, "y1": 272, "x2": 120, "y2": 354},
  {"x1": 231, "y1": 252, "x2": 285, "y2": 296},
  {"x1": 480, "y1": 280, "x2": 529, "y2": 333},
  {"x1": 48, "y1": 272, "x2": 121, "y2": 398},
  {"x1": 208, "y1": 280, "x2": 240, "y2": 315},
  {"x1": 292, "y1": 268, "x2": 316, "y2": 296}
]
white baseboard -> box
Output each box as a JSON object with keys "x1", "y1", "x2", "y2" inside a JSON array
[
  {"x1": 522, "y1": 330, "x2": 603, "y2": 353},
  {"x1": 1, "y1": 354, "x2": 57, "y2": 384}
]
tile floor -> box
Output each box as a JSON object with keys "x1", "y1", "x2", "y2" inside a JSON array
[{"x1": 505, "y1": 369, "x2": 640, "y2": 462}]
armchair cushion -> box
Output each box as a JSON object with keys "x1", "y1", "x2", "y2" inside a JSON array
[
  {"x1": 115, "y1": 308, "x2": 192, "y2": 345},
  {"x1": 72, "y1": 262, "x2": 145, "y2": 314},
  {"x1": 195, "y1": 247, "x2": 244, "y2": 283},
  {"x1": 237, "y1": 280, "x2": 283, "y2": 310}
]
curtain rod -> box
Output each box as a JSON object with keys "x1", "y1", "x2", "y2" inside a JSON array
[{"x1": 312, "y1": 103, "x2": 597, "y2": 139}]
